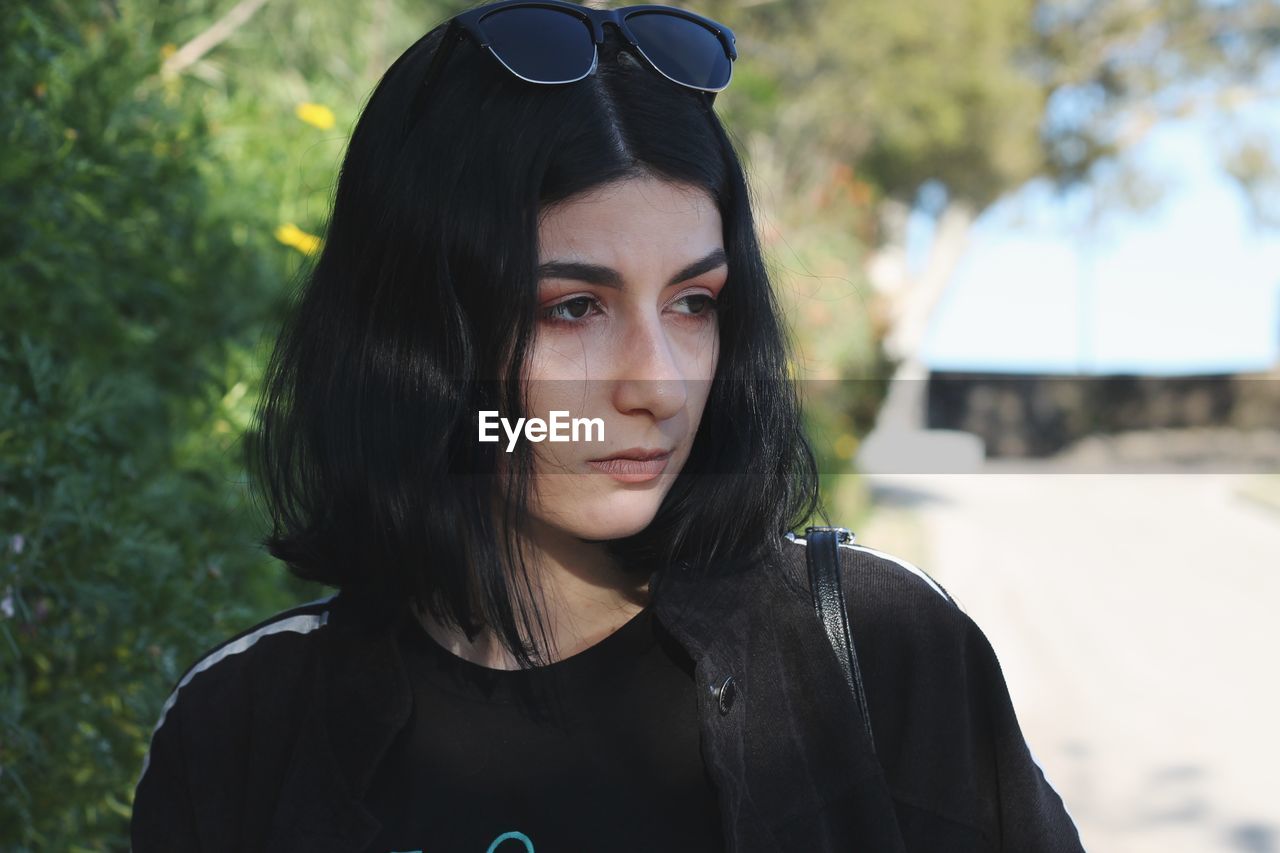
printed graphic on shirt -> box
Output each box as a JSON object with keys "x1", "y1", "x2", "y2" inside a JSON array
[
  {"x1": 364, "y1": 607, "x2": 725, "y2": 853},
  {"x1": 392, "y1": 829, "x2": 535, "y2": 853}
]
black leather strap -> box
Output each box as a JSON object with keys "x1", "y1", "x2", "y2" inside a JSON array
[{"x1": 805, "y1": 526, "x2": 877, "y2": 755}]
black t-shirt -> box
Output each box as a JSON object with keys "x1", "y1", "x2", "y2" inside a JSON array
[{"x1": 361, "y1": 603, "x2": 726, "y2": 853}]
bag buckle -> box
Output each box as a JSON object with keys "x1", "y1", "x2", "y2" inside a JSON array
[{"x1": 804, "y1": 525, "x2": 854, "y2": 544}]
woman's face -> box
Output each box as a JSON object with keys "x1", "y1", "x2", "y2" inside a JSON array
[{"x1": 519, "y1": 175, "x2": 725, "y2": 542}]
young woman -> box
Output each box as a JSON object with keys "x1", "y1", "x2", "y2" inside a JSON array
[{"x1": 131, "y1": 2, "x2": 1085, "y2": 851}]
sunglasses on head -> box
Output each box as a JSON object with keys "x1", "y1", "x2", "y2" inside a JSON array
[{"x1": 413, "y1": 0, "x2": 737, "y2": 113}]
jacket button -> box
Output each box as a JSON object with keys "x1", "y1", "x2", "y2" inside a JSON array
[{"x1": 710, "y1": 674, "x2": 736, "y2": 715}]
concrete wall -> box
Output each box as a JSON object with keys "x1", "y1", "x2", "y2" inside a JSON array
[{"x1": 925, "y1": 369, "x2": 1280, "y2": 457}]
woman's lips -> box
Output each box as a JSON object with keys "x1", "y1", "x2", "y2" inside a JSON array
[{"x1": 587, "y1": 452, "x2": 671, "y2": 483}]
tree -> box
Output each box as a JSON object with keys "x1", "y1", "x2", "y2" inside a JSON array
[{"x1": 704, "y1": 0, "x2": 1280, "y2": 462}]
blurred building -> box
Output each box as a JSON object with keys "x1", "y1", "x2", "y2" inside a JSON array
[{"x1": 915, "y1": 113, "x2": 1280, "y2": 461}]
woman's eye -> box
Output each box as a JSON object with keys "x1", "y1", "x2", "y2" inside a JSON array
[
  {"x1": 541, "y1": 293, "x2": 719, "y2": 326},
  {"x1": 542, "y1": 296, "x2": 600, "y2": 325},
  {"x1": 674, "y1": 293, "x2": 718, "y2": 316}
]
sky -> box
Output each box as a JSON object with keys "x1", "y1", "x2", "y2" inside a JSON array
[{"x1": 916, "y1": 97, "x2": 1280, "y2": 376}]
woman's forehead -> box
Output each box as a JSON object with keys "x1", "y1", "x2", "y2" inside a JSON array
[{"x1": 537, "y1": 177, "x2": 722, "y2": 266}]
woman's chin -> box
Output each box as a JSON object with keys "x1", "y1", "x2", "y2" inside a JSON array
[{"x1": 551, "y1": 496, "x2": 663, "y2": 542}]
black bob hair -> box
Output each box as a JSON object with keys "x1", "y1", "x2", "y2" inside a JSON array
[{"x1": 246, "y1": 12, "x2": 823, "y2": 666}]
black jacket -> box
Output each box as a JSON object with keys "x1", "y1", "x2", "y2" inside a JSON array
[{"x1": 130, "y1": 535, "x2": 1085, "y2": 852}]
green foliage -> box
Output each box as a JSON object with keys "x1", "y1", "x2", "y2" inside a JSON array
[
  {"x1": 708, "y1": 0, "x2": 1046, "y2": 209},
  {"x1": 0, "y1": 4, "x2": 316, "y2": 847},
  {"x1": 757, "y1": 169, "x2": 894, "y2": 529},
  {"x1": 703, "y1": 0, "x2": 1052, "y2": 525}
]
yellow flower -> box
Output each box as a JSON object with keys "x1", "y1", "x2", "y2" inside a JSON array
[
  {"x1": 834, "y1": 432, "x2": 859, "y2": 460},
  {"x1": 275, "y1": 223, "x2": 323, "y2": 255},
  {"x1": 295, "y1": 102, "x2": 336, "y2": 130},
  {"x1": 160, "y1": 42, "x2": 177, "y2": 59}
]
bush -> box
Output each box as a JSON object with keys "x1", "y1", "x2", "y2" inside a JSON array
[{"x1": 0, "y1": 5, "x2": 311, "y2": 847}]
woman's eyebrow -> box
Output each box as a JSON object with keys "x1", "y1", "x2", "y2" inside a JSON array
[{"x1": 537, "y1": 247, "x2": 726, "y2": 288}]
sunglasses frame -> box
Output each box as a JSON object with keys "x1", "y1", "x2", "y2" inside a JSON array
[{"x1": 410, "y1": 0, "x2": 737, "y2": 118}]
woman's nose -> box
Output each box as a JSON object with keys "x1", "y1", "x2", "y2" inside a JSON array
[{"x1": 610, "y1": 311, "x2": 688, "y2": 420}]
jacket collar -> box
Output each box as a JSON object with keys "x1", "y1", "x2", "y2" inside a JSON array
[
  {"x1": 651, "y1": 550, "x2": 903, "y2": 851},
  {"x1": 266, "y1": 545, "x2": 901, "y2": 852}
]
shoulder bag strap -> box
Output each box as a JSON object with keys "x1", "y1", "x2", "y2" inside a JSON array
[{"x1": 805, "y1": 526, "x2": 877, "y2": 755}]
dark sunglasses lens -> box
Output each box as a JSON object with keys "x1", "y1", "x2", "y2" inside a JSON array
[
  {"x1": 624, "y1": 12, "x2": 732, "y2": 90},
  {"x1": 479, "y1": 7, "x2": 595, "y2": 83}
]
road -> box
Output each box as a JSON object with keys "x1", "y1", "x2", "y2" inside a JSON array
[{"x1": 858, "y1": 463, "x2": 1280, "y2": 853}]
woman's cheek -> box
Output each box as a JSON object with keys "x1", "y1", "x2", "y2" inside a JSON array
[
  {"x1": 528, "y1": 323, "x2": 609, "y2": 380},
  {"x1": 674, "y1": 322, "x2": 719, "y2": 380}
]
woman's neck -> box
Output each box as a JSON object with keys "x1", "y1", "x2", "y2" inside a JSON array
[{"x1": 413, "y1": 519, "x2": 650, "y2": 670}]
